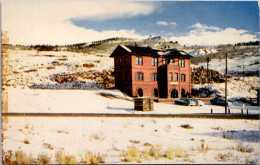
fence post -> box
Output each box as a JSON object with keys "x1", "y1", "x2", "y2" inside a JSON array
[
  {"x1": 228, "y1": 108, "x2": 230, "y2": 114},
  {"x1": 211, "y1": 108, "x2": 213, "y2": 114},
  {"x1": 241, "y1": 109, "x2": 243, "y2": 114}
]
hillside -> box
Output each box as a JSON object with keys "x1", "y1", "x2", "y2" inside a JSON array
[{"x1": 3, "y1": 38, "x2": 259, "y2": 100}]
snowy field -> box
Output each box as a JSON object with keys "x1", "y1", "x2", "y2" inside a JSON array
[
  {"x1": 5, "y1": 87, "x2": 260, "y2": 115},
  {"x1": 2, "y1": 117, "x2": 260, "y2": 164},
  {"x1": 2, "y1": 49, "x2": 260, "y2": 164}
]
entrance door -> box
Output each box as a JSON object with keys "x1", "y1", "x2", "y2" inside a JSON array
[
  {"x1": 171, "y1": 89, "x2": 178, "y2": 98},
  {"x1": 138, "y1": 88, "x2": 143, "y2": 97},
  {"x1": 154, "y1": 88, "x2": 158, "y2": 97},
  {"x1": 181, "y1": 88, "x2": 186, "y2": 97}
]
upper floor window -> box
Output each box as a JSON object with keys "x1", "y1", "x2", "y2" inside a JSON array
[
  {"x1": 170, "y1": 59, "x2": 174, "y2": 64},
  {"x1": 136, "y1": 56, "x2": 143, "y2": 65},
  {"x1": 119, "y1": 58, "x2": 122, "y2": 67},
  {"x1": 152, "y1": 58, "x2": 158, "y2": 66},
  {"x1": 152, "y1": 73, "x2": 157, "y2": 81},
  {"x1": 125, "y1": 71, "x2": 128, "y2": 80},
  {"x1": 181, "y1": 74, "x2": 186, "y2": 82},
  {"x1": 162, "y1": 58, "x2": 167, "y2": 65},
  {"x1": 179, "y1": 60, "x2": 185, "y2": 67},
  {"x1": 125, "y1": 57, "x2": 128, "y2": 66},
  {"x1": 175, "y1": 73, "x2": 178, "y2": 81},
  {"x1": 169, "y1": 72, "x2": 173, "y2": 81},
  {"x1": 136, "y1": 72, "x2": 144, "y2": 81}
]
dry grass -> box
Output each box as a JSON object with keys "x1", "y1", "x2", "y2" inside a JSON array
[
  {"x1": 90, "y1": 134, "x2": 104, "y2": 141},
  {"x1": 121, "y1": 146, "x2": 141, "y2": 163},
  {"x1": 43, "y1": 143, "x2": 54, "y2": 150},
  {"x1": 129, "y1": 140, "x2": 140, "y2": 144},
  {"x1": 2, "y1": 150, "x2": 35, "y2": 164},
  {"x1": 217, "y1": 152, "x2": 233, "y2": 162},
  {"x1": 24, "y1": 139, "x2": 30, "y2": 144},
  {"x1": 180, "y1": 124, "x2": 193, "y2": 129},
  {"x1": 57, "y1": 129, "x2": 70, "y2": 134},
  {"x1": 165, "y1": 125, "x2": 172, "y2": 133},
  {"x1": 143, "y1": 142, "x2": 152, "y2": 147},
  {"x1": 212, "y1": 127, "x2": 223, "y2": 131},
  {"x1": 55, "y1": 150, "x2": 77, "y2": 164},
  {"x1": 236, "y1": 143, "x2": 254, "y2": 153},
  {"x1": 37, "y1": 153, "x2": 51, "y2": 164},
  {"x1": 164, "y1": 148, "x2": 174, "y2": 160},
  {"x1": 174, "y1": 147, "x2": 187, "y2": 158},
  {"x1": 85, "y1": 151, "x2": 106, "y2": 164},
  {"x1": 148, "y1": 145, "x2": 162, "y2": 160},
  {"x1": 24, "y1": 124, "x2": 30, "y2": 129},
  {"x1": 83, "y1": 63, "x2": 95, "y2": 68},
  {"x1": 57, "y1": 58, "x2": 68, "y2": 61}
]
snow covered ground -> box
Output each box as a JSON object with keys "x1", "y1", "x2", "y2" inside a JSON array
[
  {"x1": 6, "y1": 87, "x2": 260, "y2": 115},
  {"x1": 2, "y1": 116, "x2": 260, "y2": 164}
]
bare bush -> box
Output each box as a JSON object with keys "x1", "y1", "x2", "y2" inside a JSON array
[
  {"x1": 149, "y1": 145, "x2": 162, "y2": 160},
  {"x1": 2, "y1": 150, "x2": 35, "y2": 164},
  {"x1": 85, "y1": 151, "x2": 106, "y2": 164},
  {"x1": 121, "y1": 146, "x2": 141, "y2": 163},
  {"x1": 24, "y1": 139, "x2": 30, "y2": 144},
  {"x1": 236, "y1": 143, "x2": 254, "y2": 153},
  {"x1": 164, "y1": 148, "x2": 174, "y2": 160},
  {"x1": 37, "y1": 153, "x2": 51, "y2": 164},
  {"x1": 55, "y1": 150, "x2": 77, "y2": 164},
  {"x1": 217, "y1": 152, "x2": 233, "y2": 162},
  {"x1": 180, "y1": 124, "x2": 193, "y2": 129}
]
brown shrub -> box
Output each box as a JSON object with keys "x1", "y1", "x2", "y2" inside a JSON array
[
  {"x1": 37, "y1": 153, "x2": 51, "y2": 164},
  {"x1": 85, "y1": 151, "x2": 106, "y2": 164}
]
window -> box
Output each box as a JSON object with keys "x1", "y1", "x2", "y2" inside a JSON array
[
  {"x1": 152, "y1": 73, "x2": 157, "y2": 81},
  {"x1": 181, "y1": 74, "x2": 186, "y2": 82},
  {"x1": 125, "y1": 57, "x2": 128, "y2": 66},
  {"x1": 162, "y1": 58, "x2": 167, "y2": 65},
  {"x1": 179, "y1": 60, "x2": 185, "y2": 67},
  {"x1": 136, "y1": 56, "x2": 143, "y2": 65},
  {"x1": 119, "y1": 58, "x2": 121, "y2": 67},
  {"x1": 175, "y1": 73, "x2": 178, "y2": 81},
  {"x1": 152, "y1": 58, "x2": 158, "y2": 66},
  {"x1": 169, "y1": 72, "x2": 173, "y2": 81},
  {"x1": 170, "y1": 59, "x2": 174, "y2": 64},
  {"x1": 125, "y1": 71, "x2": 128, "y2": 80},
  {"x1": 136, "y1": 72, "x2": 144, "y2": 81}
]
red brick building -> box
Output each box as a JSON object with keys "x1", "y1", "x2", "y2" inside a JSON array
[{"x1": 110, "y1": 45, "x2": 193, "y2": 98}]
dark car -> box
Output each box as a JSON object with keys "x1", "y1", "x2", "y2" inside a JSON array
[
  {"x1": 210, "y1": 97, "x2": 232, "y2": 106},
  {"x1": 174, "y1": 98, "x2": 204, "y2": 106}
]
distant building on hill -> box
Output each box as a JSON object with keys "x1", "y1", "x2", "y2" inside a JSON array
[
  {"x1": 144, "y1": 35, "x2": 167, "y2": 42},
  {"x1": 110, "y1": 45, "x2": 193, "y2": 98}
]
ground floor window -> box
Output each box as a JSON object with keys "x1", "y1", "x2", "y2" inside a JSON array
[
  {"x1": 154, "y1": 88, "x2": 158, "y2": 97},
  {"x1": 138, "y1": 88, "x2": 143, "y2": 97}
]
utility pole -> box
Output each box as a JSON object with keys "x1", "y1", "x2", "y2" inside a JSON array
[{"x1": 225, "y1": 53, "x2": 228, "y2": 114}]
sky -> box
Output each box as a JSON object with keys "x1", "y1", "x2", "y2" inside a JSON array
[{"x1": 1, "y1": 1, "x2": 259, "y2": 46}]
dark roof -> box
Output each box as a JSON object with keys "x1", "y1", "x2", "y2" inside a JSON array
[
  {"x1": 167, "y1": 49, "x2": 193, "y2": 59},
  {"x1": 125, "y1": 45, "x2": 159, "y2": 56},
  {"x1": 110, "y1": 45, "x2": 193, "y2": 58}
]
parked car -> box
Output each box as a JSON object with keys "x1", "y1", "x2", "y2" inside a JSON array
[
  {"x1": 174, "y1": 98, "x2": 204, "y2": 106},
  {"x1": 210, "y1": 97, "x2": 232, "y2": 106}
]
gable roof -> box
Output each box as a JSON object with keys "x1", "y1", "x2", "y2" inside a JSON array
[{"x1": 110, "y1": 45, "x2": 193, "y2": 59}]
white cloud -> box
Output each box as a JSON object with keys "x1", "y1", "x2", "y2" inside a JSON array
[
  {"x1": 2, "y1": 1, "x2": 155, "y2": 45},
  {"x1": 169, "y1": 23, "x2": 257, "y2": 46},
  {"x1": 156, "y1": 21, "x2": 177, "y2": 26},
  {"x1": 156, "y1": 21, "x2": 168, "y2": 26}
]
